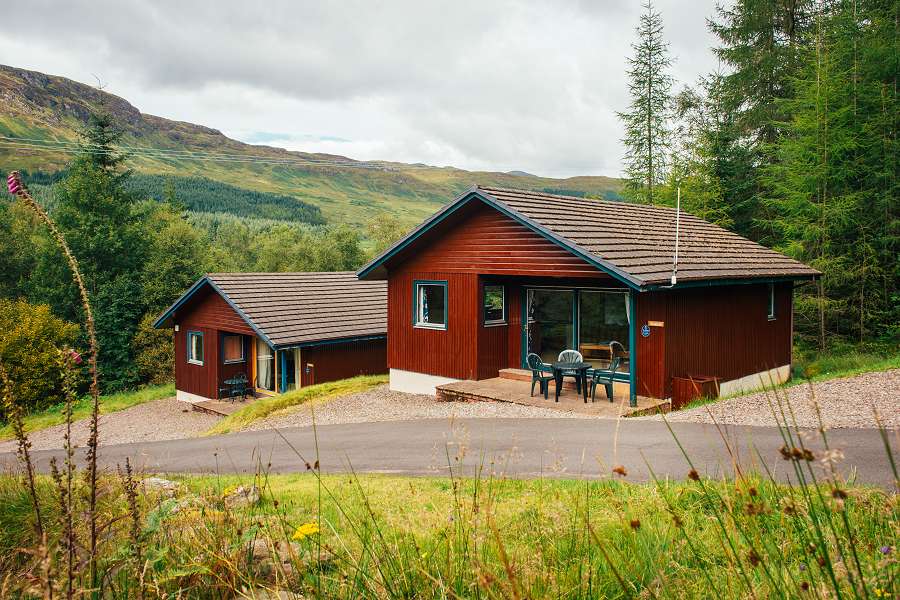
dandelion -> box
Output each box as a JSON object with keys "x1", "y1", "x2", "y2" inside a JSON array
[{"x1": 292, "y1": 522, "x2": 320, "y2": 541}]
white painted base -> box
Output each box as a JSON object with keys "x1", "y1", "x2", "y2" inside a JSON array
[
  {"x1": 390, "y1": 369, "x2": 459, "y2": 396},
  {"x1": 718, "y1": 364, "x2": 791, "y2": 397},
  {"x1": 176, "y1": 389, "x2": 213, "y2": 404}
]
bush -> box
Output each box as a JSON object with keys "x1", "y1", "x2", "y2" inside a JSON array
[
  {"x1": 0, "y1": 298, "x2": 79, "y2": 419},
  {"x1": 132, "y1": 313, "x2": 174, "y2": 386}
]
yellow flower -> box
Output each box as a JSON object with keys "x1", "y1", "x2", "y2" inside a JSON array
[
  {"x1": 292, "y1": 522, "x2": 321, "y2": 541},
  {"x1": 221, "y1": 484, "x2": 240, "y2": 497}
]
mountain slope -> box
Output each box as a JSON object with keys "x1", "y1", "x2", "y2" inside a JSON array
[{"x1": 0, "y1": 65, "x2": 623, "y2": 227}]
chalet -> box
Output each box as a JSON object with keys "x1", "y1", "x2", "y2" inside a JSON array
[
  {"x1": 357, "y1": 186, "x2": 819, "y2": 405},
  {"x1": 154, "y1": 272, "x2": 387, "y2": 403}
]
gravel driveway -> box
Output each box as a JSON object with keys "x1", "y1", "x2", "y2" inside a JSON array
[
  {"x1": 247, "y1": 385, "x2": 593, "y2": 431},
  {"x1": 645, "y1": 369, "x2": 899, "y2": 429},
  {"x1": 0, "y1": 397, "x2": 221, "y2": 453}
]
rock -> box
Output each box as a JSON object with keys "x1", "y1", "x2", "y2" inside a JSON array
[
  {"x1": 224, "y1": 484, "x2": 260, "y2": 508},
  {"x1": 142, "y1": 477, "x2": 179, "y2": 495}
]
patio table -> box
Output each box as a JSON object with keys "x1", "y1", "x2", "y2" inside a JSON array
[{"x1": 550, "y1": 361, "x2": 592, "y2": 403}]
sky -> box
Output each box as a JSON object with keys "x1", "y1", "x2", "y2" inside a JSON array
[{"x1": 1, "y1": 1, "x2": 723, "y2": 179}]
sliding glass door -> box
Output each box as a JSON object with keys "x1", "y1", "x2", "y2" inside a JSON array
[
  {"x1": 525, "y1": 288, "x2": 631, "y2": 372},
  {"x1": 526, "y1": 289, "x2": 574, "y2": 364},
  {"x1": 256, "y1": 338, "x2": 275, "y2": 392}
]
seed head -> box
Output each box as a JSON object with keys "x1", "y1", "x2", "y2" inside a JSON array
[
  {"x1": 800, "y1": 582, "x2": 809, "y2": 591},
  {"x1": 687, "y1": 469, "x2": 700, "y2": 481},
  {"x1": 629, "y1": 519, "x2": 641, "y2": 531},
  {"x1": 747, "y1": 550, "x2": 761, "y2": 567},
  {"x1": 612, "y1": 465, "x2": 628, "y2": 477}
]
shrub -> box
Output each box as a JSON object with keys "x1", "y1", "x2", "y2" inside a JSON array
[
  {"x1": 131, "y1": 313, "x2": 174, "y2": 386},
  {"x1": 0, "y1": 298, "x2": 79, "y2": 419}
]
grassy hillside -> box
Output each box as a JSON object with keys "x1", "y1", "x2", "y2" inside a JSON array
[{"x1": 0, "y1": 64, "x2": 623, "y2": 228}]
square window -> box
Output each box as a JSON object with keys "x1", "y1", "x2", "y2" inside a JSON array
[
  {"x1": 414, "y1": 282, "x2": 447, "y2": 329},
  {"x1": 767, "y1": 284, "x2": 776, "y2": 320},
  {"x1": 483, "y1": 285, "x2": 505, "y2": 325},
  {"x1": 223, "y1": 334, "x2": 244, "y2": 363},
  {"x1": 187, "y1": 331, "x2": 204, "y2": 365}
]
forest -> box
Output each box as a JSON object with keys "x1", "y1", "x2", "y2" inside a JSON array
[{"x1": 619, "y1": 0, "x2": 897, "y2": 351}]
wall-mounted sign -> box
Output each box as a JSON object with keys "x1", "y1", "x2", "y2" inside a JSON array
[{"x1": 641, "y1": 324, "x2": 651, "y2": 338}]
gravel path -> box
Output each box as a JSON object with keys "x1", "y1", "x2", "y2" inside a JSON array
[
  {"x1": 643, "y1": 369, "x2": 899, "y2": 429},
  {"x1": 247, "y1": 385, "x2": 593, "y2": 431},
  {"x1": 0, "y1": 398, "x2": 221, "y2": 453}
]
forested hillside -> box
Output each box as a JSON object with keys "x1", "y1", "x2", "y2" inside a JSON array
[{"x1": 0, "y1": 65, "x2": 623, "y2": 228}]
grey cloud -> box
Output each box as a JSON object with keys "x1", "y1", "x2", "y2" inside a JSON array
[{"x1": 3, "y1": 0, "x2": 720, "y2": 177}]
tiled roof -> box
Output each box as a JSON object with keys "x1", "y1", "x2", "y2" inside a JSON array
[
  {"x1": 477, "y1": 187, "x2": 819, "y2": 285},
  {"x1": 161, "y1": 272, "x2": 387, "y2": 347}
]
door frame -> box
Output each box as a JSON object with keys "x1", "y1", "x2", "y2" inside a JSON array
[{"x1": 520, "y1": 285, "x2": 636, "y2": 405}]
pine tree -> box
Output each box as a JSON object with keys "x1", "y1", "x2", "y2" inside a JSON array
[{"x1": 618, "y1": 0, "x2": 674, "y2": 204}]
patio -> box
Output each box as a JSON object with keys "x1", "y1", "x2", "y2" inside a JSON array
[{"x1": 436, "y1": 371, "x2": 669, "y2": 418}]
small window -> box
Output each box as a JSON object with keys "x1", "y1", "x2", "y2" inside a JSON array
[
  {"x1": 767, "y1": 284, "x2": 776, "y2": 320},
  {"x1": 187, "y1": 331, "x2": 204, "y2": 365},
  {"x1": 223, "y1": 334, "x2": 244, "y2": 363},
  {"x1": 483, "y1": 285, "x2": 505, "y2": 325},
  {"x1": 414, "y1": 281, "x2": 447, "y2": 329}
]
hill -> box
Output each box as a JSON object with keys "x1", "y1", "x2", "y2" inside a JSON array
[{"x1": 0, "y1": 65, "x2": 623, "y2": 227}]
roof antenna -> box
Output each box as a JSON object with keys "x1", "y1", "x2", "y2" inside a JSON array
[{"x1": 670, "y1": 184, "x2": 680, "y2": 286}]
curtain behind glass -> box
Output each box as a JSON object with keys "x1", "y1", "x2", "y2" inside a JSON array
[{"x1": 256, "y1": 338, "x2": 274, "y2": 391}]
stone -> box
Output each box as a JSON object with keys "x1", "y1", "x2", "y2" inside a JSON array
[
  {"x1": 224, "y1": 484, "x2": 260, "y2": 508},
  {"x1": 142, "y1": 477, "x2": 179, "y2": 495}
]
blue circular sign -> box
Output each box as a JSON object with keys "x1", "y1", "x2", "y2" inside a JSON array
[{"x1": 641, "y1": 324, "x2": 651, "y2": 338}]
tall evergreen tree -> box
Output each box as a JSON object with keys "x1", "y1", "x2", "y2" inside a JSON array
[
  {"x1": 618, "y1": 0, "x2": 674, "y2": 204},
  {"x1": 29, "y1": 111, "x2": 149, "y2": 389}
]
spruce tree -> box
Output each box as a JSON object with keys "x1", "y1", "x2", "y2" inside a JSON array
[{"x1": 618, "y1": 0, "x2": 674, "y2": 204}]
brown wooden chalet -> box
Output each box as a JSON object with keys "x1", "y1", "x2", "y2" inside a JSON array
[
  {"x1": 154, "y1": 272, "x2": 387, "y2": 403},
  {"x1": 357, "y1": 186, "x2": 820, "y2": 404}
]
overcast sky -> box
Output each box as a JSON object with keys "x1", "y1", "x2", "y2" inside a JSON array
[{"x1": 2, "y1": 1, "x2": 723, "y2": 178}]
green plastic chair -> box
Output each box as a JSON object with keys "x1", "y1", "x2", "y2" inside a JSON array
[
  {"x1": 526, "y1": 353, "x2": 554, "y2": 399},
  {"x1": 557, "y1": 349, "x2": 585, "y2": 393},
  {"x1": 589, "y1": 356, "x2": 621, "y2": 402}
]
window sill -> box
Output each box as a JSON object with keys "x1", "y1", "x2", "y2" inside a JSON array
[
  {"x1": 414, "y1": 323, "x2": 447, "y2": 331},
  {"x1": 224, "y1": 359, "x2": 246, "y2": 364},
  {"x1": 188, "y1": 360, "x2": 204, "y2": 366},
  {"x1": 767, "y1": 316, "x2": 777, "y2": 322},
  {"x1": 483, "y1": 321, "x2": 507, "y2": 328}
]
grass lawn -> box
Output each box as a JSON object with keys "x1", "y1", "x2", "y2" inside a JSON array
[
  {"x1": 0, "y1": 382, "x2": 174, "y2": 441},
  {"x1": 1, "y1": 468, "x2": 896, "y2": 598},
  {"x1": 206, "y1": 374, "x2": 388, "y2": 435}
]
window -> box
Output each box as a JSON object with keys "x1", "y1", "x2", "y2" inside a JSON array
[
  {"x1": 414, "y1": 281, "x2": 447, "y2": 329},
  {"x1": 223, "y1": 334, "x2": 244, "y2": 363},
  {"x1": 256, "y1": 339, "x2": 274, "y2": 391},
  {"x1": 767, "y1": 284, "x2": 776, "y2": 320},
  {"x1": 483, "y1": 285, "x2": 505, "y2": 325},
  {"x1": 187, "y1": 331, "x2": 204, "y2": 365}
]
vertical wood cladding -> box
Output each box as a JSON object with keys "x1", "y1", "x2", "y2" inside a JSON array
[
  {"x1": 386, "y1": 203, "x2": 611, "y2": 380},
  {"x1": 300, "y1": 339, "x2": 388, "y2": 387},
  {"x1": 635, "y1": 282, "x2": 793, "y2": 398},
  {"x1": 174, "y1": 326, "x2": 218, "y2": 399}
]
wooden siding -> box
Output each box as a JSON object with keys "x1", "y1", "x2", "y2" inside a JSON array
[
  {"x1": 635, "y1": 282, "x2": 793, "y2": 398},
  {"x1": 179, "y1": 288, "x2": 255, "y2": 336},
  {"x1": 394, "y1": 202, "x2": 612, "y2": 278},
  {"x1": 174, "y1": 326, "x2": 218, "y2": 399},
  {"x1": 299, "y1": 339, "x2": 387, "y2": 387}
]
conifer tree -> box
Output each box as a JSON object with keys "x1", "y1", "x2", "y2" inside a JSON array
[{"x1": 618, "y1": 0, "x2": 674, "y2": 204}]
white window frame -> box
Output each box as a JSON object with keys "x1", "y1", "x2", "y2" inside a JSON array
[
  {"x1": 767, "y1": 283, "x2": 776, "y2": 320},
  {"x1": 483, "y1": 284, "x2": 506, "y2": 326},
  {"x1": 414, "y1": 281, "x2": 448, "y2": 330},
  {"x1": 187, "y1": 331, "x2": 204, "y2": 366}
]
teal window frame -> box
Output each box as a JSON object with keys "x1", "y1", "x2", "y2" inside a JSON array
[
  {"x1": 483, "y1": 284, "x2": 506, "y2": 326},
  {"x1": 187, "y1": 331, "x2": 204, "y2": 366},
  {"x1": 413, "y1": 280, "x2": 448, "y2": 330}
]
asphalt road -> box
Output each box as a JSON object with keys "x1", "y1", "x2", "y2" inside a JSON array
[{"x1": 1, "y1": 418, "x2": 895, "y2": 487}]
